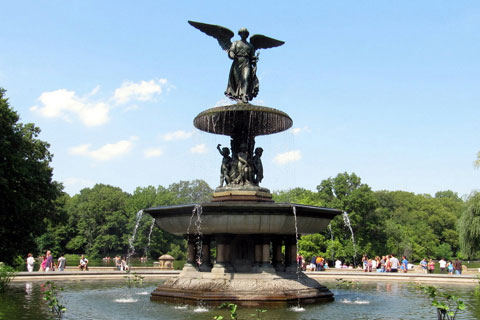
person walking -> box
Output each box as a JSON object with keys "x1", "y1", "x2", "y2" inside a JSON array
[
  {"x1": 420, "y1": 258, "x2": 428, "y2": 274},
  {"x1": 401, "y1": 256, "x2": 408, "y2": 273},
  {"x1": 390, "y1": 254, "x2": 399, "y2": 273},
  {"x1": 428, "y1": 259, "x2": 435, "y2": 274},
  {"x1": 453, "y1": 258, "x2": 462, "y2": 275},
  {"x1": 57, "y1": 254, "x2": 66, "y2": 271},
  {"x1": 26, "y1": 253, "x2": 35, "y2": 272},
  {"x1": 45, "y1": 251, "x2": 54, "y2": 272},
  {"x1": 447, "y1": 260, "x2": 454, "y2": 275},
  {"x1": 439, "y1": 258, "x2": 446, "y2": 273}
]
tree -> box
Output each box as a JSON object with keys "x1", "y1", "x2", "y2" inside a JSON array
[
  {"x1": 474, "y1": 151, "x2": 480, "y2": 169},
  {"x1": 168, "y1": 179, "x2": 213, "y2": 204},
  {"x1": 0, "y1": 88, "x2": 60, "y2": 265},
  {"x1": 317, "y1": 172, "x2": 379, "y2": 260},
  {"x1": 125, "y1": 186, "x2": 184, "y2": 259},
  {"x1": 65, "y1": 184, "x2": 130, "y2": 258},
  {"x1": 459, "y1": 192, "x2": 480, "y2": 259}
]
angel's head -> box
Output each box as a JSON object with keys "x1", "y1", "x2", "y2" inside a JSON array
[{"x1": 238, "y1": 28, "x2": 249, "y2": 39}]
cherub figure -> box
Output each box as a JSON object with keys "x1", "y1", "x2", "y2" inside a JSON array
[
  {"x1": 252, "y1": 147, "x2": 264, "y2": 185},
  {"x1": 234, "y1": 143, "x2": 252, "y2": 185},
  {"x1": 217, "y1": 144, "x2": 232, "y2": 187}
]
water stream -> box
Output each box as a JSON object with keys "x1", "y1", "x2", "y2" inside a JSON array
[
  {"x1": 291, "y1": 206, "x2": 305, "y2": 311},
  {"x1": 187, "y1": 204, "x2": 204, "y2": 266},
  {"x1": 342, "y1": 211, "x2": 358, "y2": 267},
  {"x1": 127, "y1": 210, "x2": 144, "y2": 262},
  {"x1": 144, "y1": 218, "x2": 156, "y2": 258},
  {"x1": 328, "y1": 224, "x2": 334, "y2": 262}
]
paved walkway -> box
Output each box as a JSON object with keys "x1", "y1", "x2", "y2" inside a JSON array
[{"x1": 12, "y1": 268, "x2": 478, "y2": 284}]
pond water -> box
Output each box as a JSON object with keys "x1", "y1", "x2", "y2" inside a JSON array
[{"x1": 1, "y1": 280, "x2": 479, "y2": 319}]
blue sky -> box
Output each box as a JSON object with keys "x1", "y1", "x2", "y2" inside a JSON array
[{"x1": 1, "y1": 1, "x2": 479, "y2": 197}]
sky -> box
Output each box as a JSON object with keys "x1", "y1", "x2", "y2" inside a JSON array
[{"x1": 1, "y1": 1, "x2": 479, "y2": 197}]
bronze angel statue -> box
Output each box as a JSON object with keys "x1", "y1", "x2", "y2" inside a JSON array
[{"x1": 188, "y1": 21, "x2": 285, "y2": 104}]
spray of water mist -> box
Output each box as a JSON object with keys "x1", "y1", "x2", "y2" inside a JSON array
[
  {"x1": 127, "y1": 210, "x2": 144, "y2": 262},
  {"x1": 342, "y1": 211, "x2": 357, "y2": 267}
]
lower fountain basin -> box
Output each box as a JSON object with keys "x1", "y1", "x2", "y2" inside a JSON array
[
  {"x1": 150, "y1": 272, "x2": 333, "y2": 306},
  {"x1": 144, "y1": 202, "x2": 342, "y2": 236}
]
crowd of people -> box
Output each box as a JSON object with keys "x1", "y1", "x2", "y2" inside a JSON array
[
  {"x1": 297, "y1": 254, "x2": 464, "y2": 275},
  {"x1": 25, "y1": 251, "x2": 86, "y2": 272}
]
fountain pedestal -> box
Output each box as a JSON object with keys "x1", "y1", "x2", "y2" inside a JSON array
[
  {"x1": 147, "y1": 103, "x2": 342, "y2": 305},
  {"x1": 146, "y1": 202, "x2": 341, "y2": 305}
]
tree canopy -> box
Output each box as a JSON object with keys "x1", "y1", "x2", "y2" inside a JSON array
[{"x1": 0, "y1": 88, "x2": 60, "y2": 265}]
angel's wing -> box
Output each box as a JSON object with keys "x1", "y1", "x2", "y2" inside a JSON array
[
  {"x1": 188, "y1": 21, "x2": 234, "y2": 51},
  {"x1": 250, "y1": 34, "x2": 285, "y2": 50}
]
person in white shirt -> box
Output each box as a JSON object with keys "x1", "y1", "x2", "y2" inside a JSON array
[
  {"x1": 389, "y1": 254, "x2": 400, "y2": 272},
  {"x1": 79, "y1": 255, "x2": 89, "y2": 271},
  {"x1": 26, "y1": 253, "x2": 35, "y2": 272},
  {"x1": 335, "y1": 259, "x2": 342, "y2": 269},
  {"x1": 439, "y1": 258, "x2": 447, "y2": 273}
]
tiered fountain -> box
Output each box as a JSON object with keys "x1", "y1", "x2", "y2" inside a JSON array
[{"x1": 146, "y1": 21, "x2": 342, "y2": 306}]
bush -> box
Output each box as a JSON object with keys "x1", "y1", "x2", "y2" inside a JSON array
[{"x1": 0, "y1": 263, "x2": 17, "y2": 291}]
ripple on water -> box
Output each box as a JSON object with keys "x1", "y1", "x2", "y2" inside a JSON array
[
  {"x1": 289, "y1": 306, "x2": 305, "y2": 312},
  {"x1": 173, "y1": 305, "x2": 188, "y2": 310},
  {"x1": 340, "y1": 298, "x2": 370, "y2": 305},
  {"x1": 193, "y1": 307, "x2": 209, "y2": 312},
  {"x1": 136, "y1": 291, "x2": 149, "y2": 295},
  {"x1": 114, "y1": 298, "x2": 138, "y2": 303}
]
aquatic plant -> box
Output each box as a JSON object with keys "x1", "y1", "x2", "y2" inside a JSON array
[
  {"x1": 124, "y1": 271, "x2": 145, "y2": 287},
  {"x1": 43, "y1": 281, "x2": 66, "y2": 319},
  {"x1": 213, "y1": 303, "x2": 267, "y2": 320},
  {"x1": 0, "y1": 263, "x2": 16, "y2": 292},
  {"x1": 416, "y1": 285, "x2": 465, "y2": 320}
]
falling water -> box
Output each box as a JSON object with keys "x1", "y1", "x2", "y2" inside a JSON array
[
  {"x1": 127, "y1": 210, "x2": 144, "y2": 262},
  {"x1": 187, "y1": 205, "x2": 204, "y2": 267},
  {"x1": 193, "y1": 204, "x2": 203, "y2": 264},
  {"x1": 292, "y1": 206, "x2": 305, "y2": 311},
  {"x1": 328, "y1": 224, "x2": 334, "y2": 262},
  {"x1": 144, "y1": 218, "x2": 155, "y2": 258},
  {"x1": 342, "y1": 212, "x2": 358, "y2": 267}
]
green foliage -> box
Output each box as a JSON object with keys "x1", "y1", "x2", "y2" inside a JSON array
[
  {"x1": 249, "y1": 309, "x2": 267, "y2": 320},
  {"x1": 0, "y1": 88, "x2": 60, "y2": 265},
  {"x1": 124, "y1": 271, "x2": 145, "y2": 287},
  {"x1": 474, "y1": 275, "x2": 480, "y2": 298},
  {"x1": 43, "y1": 281, "x2": 66, "y2": 319},
  {"x1": 459, "y1": 192, "x2": 480, "y2": 259},
  {"x1": 415, "y1": 285, "x2": 465, "y2": 320},
  {"x1": 0, "y1": 263, "x2": 16, "y2": 292},
  {"x1": 168, "y1": 179, "x2": 213, "y2": 204},
  {"x1": 12, "y1": 255, "x2": 26, "y2": 271},
  {"x1": 214, "y1": 303, "x2": 238, "y2": 320}
]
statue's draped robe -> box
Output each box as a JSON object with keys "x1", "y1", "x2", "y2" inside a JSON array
[{"x1": 225, "y1": 40, "x2": 259, "y2": 102}]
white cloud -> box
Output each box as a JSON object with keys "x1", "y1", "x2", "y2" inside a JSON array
[
  {"x1": 122, "y1": 105, "x2": 140, "y2": 113},
  {"x1": 162, "y1": 130, "x2": 193, "y2": 141},
  {"x1": 273, "y1": 150, "x2": 302, "y2": 165},
  {"x1": 69, "y1": 136, "x2": 138, "y2": 161},
  {"x1": 190, "y1": 144, "x2": 208, "y2": 154},
  {"x1": 30, "y1": 89, "x2": 110, "y2": 127},
  {"x1": 290, "y1": 126, "x2": 310, "y2": 135},
  {"x1": 113, "y1": 79, "x2": 168, "y2": 104},
  {"x1": 31, "y1": 79, "x2": 169, "y2": 127},
  {"x1": 144, "y1": 147, "x2": 164, "y2": 158}
]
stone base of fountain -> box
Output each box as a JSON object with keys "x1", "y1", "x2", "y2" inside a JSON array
[
  {"x1": 212, "y1": 186, "x2": 273, "y2": 202},
  {"x1": 150, "y1": 271, "x2": 333, "y2": 306}
]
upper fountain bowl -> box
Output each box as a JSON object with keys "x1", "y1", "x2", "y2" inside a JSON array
[
  {"x1": 193, "y1": 104, "x2": 293, "y2": 137},
  {"x1": 145, "y1": 202, "x2": 342, "y2": 236}
]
